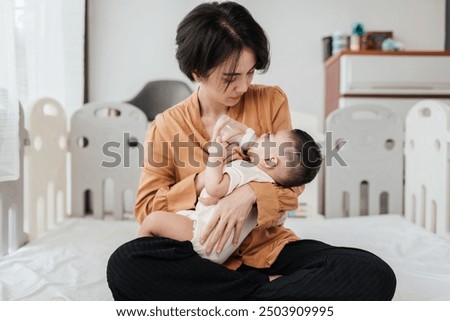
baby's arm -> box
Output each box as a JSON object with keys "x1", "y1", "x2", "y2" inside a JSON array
[
  {"x1": 204, "y1": 139, "x2": 231, "y2": 199},
  {"x1": 138, "y1": 211, "x2": 194, "y2": 241}
]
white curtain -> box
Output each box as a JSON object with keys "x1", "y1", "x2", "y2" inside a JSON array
[
  {"x1": 0, "y1": 0, "x2": 20, "y2": 182},
  {"x1": 0, "y1": 0, "x2": 85, "y2": 182}
]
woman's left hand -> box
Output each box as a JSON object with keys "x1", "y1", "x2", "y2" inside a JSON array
[{"x1": 199, "y1": 184, "x2": 256, "y2": 255}]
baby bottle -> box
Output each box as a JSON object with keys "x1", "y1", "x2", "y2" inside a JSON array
[{"x1": 220, "y1": 123, "x2": 256, "y2": 151}]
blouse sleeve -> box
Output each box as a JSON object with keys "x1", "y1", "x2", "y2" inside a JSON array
[
  {"x1": 134, "y1": 121, "x2": 198, "y2": 224},
  {"x1": 249, "y1": 86, "x2": 299, "y2": 228}
]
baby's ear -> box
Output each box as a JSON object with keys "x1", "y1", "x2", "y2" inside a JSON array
[{"x1": 263, "y1": 156, "x2": 278, "y2": 168}]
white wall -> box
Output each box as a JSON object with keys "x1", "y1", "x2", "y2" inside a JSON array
[{"x1": 88, "y1": 0, "x2": 446, "y2": 126}]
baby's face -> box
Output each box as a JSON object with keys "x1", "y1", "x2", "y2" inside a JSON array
[{"x1": 247, "y1": 130, "x2": 294, "y2": 166}]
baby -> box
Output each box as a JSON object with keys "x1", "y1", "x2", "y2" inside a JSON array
[{"x1": 138, "y1": 118, "x2": 322, "y2": 264}]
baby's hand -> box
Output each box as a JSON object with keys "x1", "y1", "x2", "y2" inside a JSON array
[
  {"x1": 208, "y1": 136, "x2": 228, "y2": 160},
  {"x1": 224, "y1": 142, "x2": 244, "y2": 164}
]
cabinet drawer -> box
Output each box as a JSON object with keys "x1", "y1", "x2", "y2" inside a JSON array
[{"x1": 340, "y1": 55, "x2": 450, "y2": 95}]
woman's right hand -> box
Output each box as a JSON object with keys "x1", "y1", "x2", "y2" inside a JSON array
[
  {"x1": 199, "y1": 184, "x2": 256, "y2": 255},
  {"x1": 212, "y1": 115, "x2": 248, "y2": 143}
]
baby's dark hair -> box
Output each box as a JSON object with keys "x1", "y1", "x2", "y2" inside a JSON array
[{"x1": 277, "y1": 129, "x2": 322, "y2": 187}]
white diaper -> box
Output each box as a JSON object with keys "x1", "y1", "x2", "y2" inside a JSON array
[{"x1": 177, "y1": 208, "x2": 258, "y2": 264}]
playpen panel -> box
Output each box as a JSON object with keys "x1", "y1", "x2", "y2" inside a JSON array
[
  {"x1": 404, "y1": 100, "x2": 450, "y2": 240},
  {"x1": 0, "y1": 105, "x2": 28, "y2": 256},
  {"x1": 324, "y1": 105, "x2": 404, "y2": 218},
  {"x1": 27, "y1": 98, "x2": 68, "y2": 240},
  {"x1": 69, "y1": 102, "x2": 147, "y2": 219},
  {"x1": 290, "y1": 110, "x2": 324, "y2": 217}
]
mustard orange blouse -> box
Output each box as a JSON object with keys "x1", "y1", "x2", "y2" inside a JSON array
[{"x1": 134, "y1": 84, "x2": 300, "y2": 270}]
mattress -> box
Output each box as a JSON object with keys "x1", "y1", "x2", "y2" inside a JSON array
[{"x1": 0, "y1": 214, "x2": 449, "y2": 301}]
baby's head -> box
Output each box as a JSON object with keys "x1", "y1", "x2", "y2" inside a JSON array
[{"x1": 247, "y1": 129, "x2": 322, "y2": 187}]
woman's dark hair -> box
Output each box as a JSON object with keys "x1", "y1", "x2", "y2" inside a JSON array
[{"x1": 176, "y1": 1, "x2": 270, "y2": 82}]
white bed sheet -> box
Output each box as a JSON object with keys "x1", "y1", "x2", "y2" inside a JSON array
[
  {"x1": 284, "y1": 214, "x2": 450, "y2": 300},
  {"x1": 0, "y1": 217, "x2": 138, "y2": 301},
  {"x1": 0, "y1": 214, "x2": 449, "y2": 300}
]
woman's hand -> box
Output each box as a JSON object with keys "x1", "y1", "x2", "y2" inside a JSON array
[
  {"x1": 199, "y1": 184, "x2": 256, "y2": 254},
  {"x1": 212, "y1": 115, "x2": 248, "y2": 143}
]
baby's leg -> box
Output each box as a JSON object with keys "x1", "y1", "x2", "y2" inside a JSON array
[{"x1": 138, "y1": 211, "x2": 194, "y2": 241}]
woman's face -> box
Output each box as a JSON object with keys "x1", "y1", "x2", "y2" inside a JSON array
[{"x1": 196, "y1": 48, "x2": 256, "y2": 108}]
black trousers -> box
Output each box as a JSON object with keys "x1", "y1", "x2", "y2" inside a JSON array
[{"x1": 106, "y1": 237, "x2": 396, "y2": 301}]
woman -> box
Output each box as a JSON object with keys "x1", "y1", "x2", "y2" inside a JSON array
[{"x1": 107, "y1": 1, "x2": 396, "y2": 301}]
